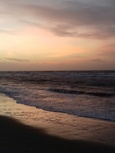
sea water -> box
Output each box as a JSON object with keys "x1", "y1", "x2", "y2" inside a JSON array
[{"x1": 0, "y1": 71, "x2": 115, "y2": 121}]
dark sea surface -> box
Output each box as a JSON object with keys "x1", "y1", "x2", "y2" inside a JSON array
[{"x1": 0, "y1": 71, "x2": 115, "y2": 121}]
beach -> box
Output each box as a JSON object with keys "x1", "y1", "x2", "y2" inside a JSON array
[
  {"x1": 0, "y1": 93, "x2": 115, "y2": 152},
  {"x1": 0, "y1": 0, "x2": 115, "y2": 150}
]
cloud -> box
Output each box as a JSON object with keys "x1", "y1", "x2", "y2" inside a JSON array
[
  {"x1": 5, "y1": 58, "x2": 30, "y2": 62},
  {"x1": 87, "y1": 58, "x2": 104, "y2": 62},
  {"x1": 18, "y1": 1, "x2": 115, "y2": 39},
  {"x1": 0, "y1": 0, "x2": 115, "y2": 39},
  {"x1": 0, "y1": 29, "x2": 16, "y2": 35}
]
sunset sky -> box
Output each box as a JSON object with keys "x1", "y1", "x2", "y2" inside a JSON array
[{"x1": 0, "y1": 0, "x2": 115, "y2": 71}]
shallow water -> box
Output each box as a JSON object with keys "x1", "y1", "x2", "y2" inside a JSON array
[{"x1": 0, "y1": 71, "x2": 115, "y2": 121}]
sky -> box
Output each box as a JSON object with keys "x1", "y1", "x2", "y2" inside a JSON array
[{"x1": 0, "y1": 0, "x2": 115, "y2": 71}]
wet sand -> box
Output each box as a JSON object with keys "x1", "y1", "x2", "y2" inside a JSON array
[{"x1": 0, "y1": 93, "x2": 115, "y2": 152}]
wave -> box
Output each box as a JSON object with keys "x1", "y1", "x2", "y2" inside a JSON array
[
  {"x1": 0, "y1": 71, "x2": 115, "y2": 122},
  {"x1": 48, "y1": 88, "x2": 115, "y2": 97}
]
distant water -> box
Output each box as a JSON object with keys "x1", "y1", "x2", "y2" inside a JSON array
[{"x1": 0, "y1": 71, "x2": 115, "y2": 121}]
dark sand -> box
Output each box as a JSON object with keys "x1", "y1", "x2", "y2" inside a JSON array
[{"x1": 0, "y1": 115, "x2": 115, "y2": 153}]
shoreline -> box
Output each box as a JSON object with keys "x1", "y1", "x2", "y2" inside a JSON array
[
  {"x1": 0, "y1": 93, "x2": 115, "y2": 147},
  {"x1": 1, "y1": 92, "x2": 115, "y2": 123}
]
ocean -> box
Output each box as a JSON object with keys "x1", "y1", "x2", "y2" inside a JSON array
[{"x1": 0, "y1": 71, "x2": 115, "y2": 122}]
